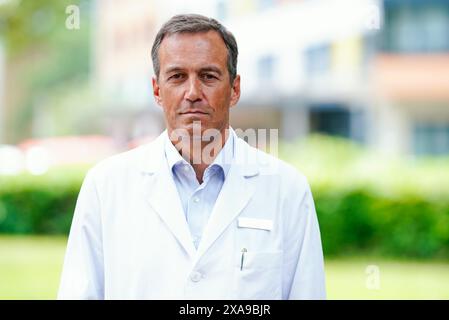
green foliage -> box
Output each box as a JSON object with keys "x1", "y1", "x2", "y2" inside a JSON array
[
  {"x1": 0, "y1": 165, "x2": 87, "y2": 234},
  {"x1": 1, "y1": 0, "x2": 92, "y2": 143},
  {"x1": 314, "y1": 187, "x2": 449, "y2": 259},
  {"x1": 0, "y1": 0, "x2": 88, "y2": 55},
  {"x1": 1, "y1": 135, "x2": 449, "y2": 259},
  {"x1": 281, "y1": 134, "x2": 449, "y2": 259}
]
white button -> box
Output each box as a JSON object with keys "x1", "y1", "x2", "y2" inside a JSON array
[
  {"x1": 193, "y1": 197, "x2": 200, "y2": 203},
  {"x1": 190, "y1": 271, "x2": 202, "y2": 282},
  {"x1": 183, "y1": 165, "x2": 189, "y2": 172}
]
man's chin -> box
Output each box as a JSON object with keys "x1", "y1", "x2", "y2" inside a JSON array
[{"x1": 170, "y1": 122, "x2": 222, "y2": 141}]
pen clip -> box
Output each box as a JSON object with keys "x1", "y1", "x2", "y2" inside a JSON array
[{"x1": 240, "y1": 248, "x2": 247, "y2": 271}]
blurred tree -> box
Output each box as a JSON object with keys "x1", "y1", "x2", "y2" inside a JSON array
[
  {"x1": 0, "y1": 0, "x2": 87, "y2": 56},
  {"x1": 0, "y1": 0, "x2": 92, "y2": 142}
]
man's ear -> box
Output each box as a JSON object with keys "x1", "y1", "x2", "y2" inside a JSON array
[
  {"x1": 152, "y1": 77, "x2": 163, "y2": 107},
  {"x1": 230, "y1": 75, "x2": 241, "y2": 108}
]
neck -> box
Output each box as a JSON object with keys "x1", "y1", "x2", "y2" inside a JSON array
[{"x1": 169, "y1": 126, "x2": 230, "y2": 183}]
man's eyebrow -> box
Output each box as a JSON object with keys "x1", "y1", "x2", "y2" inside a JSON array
[
  {"x1": 163, "y1": 66, "x2": 223, "y2": 75},
  {"x1": 164, "y1": 66, "x2": 185, "y2": 74},
  {"x1": 200, "y1": 66, "x2": 223, "y2": 75}
]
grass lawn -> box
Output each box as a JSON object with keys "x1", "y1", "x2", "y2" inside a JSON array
[
  {"x1": 325, "y1": 256, "x2": 449, "y2": 299},
  {"x1": 0, "y1": 235, "x2": 67, "y2": 299},
  {"x1": 1, "y1": 235, "x2": 448, "y2": 299}
]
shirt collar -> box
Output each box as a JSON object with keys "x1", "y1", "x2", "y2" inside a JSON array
[{"x1": 164, "y1": 127, "x2": 235, "y2": 179}]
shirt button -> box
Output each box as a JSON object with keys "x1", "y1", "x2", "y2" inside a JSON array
[
  {"x1": 193, "y1": 196, "x2": 200, "y2": 203},
  {"x1": 190, "y1": 271, "x2": 203, "y2": 282},
  {"x1": 183, "y1": 165, "x2": 189, "y2": 172}
]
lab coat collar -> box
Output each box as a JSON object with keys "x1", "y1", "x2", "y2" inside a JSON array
[
  {"x1": 140, "y1": 127, "x2": 261, "y2": 260},
  {"x1": 164, "y1": 126, "x2": 235, "y2": 181},
  {"x1": 140, "y1": 127, "x2": 259, "y2": 178}
]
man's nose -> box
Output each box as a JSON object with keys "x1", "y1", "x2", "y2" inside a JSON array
[{"x1": 185, "y1": 78, "x2": 202, "y2": 102}]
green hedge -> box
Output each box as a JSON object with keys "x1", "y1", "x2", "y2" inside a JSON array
[
  {"x1": 0, "y1": 166, "x2": 85, "y2": 234},
  {"x1": 314, "y1": 186, "x2": 449, "y2": 259},
  {"x1": 1, "y1": 135, "x2": 449, "y2": 259},
  {"x1": 279, "y1": 134, "x2": 449, "y2": 259}
]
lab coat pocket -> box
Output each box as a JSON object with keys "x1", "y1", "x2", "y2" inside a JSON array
[{"x1": 233, "y1": 250, "x2": 283, "y2": 300}]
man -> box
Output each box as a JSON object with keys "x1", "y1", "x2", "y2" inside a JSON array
[{"x1": 58, "y1": 14, "x2": 326, "y2": 299}]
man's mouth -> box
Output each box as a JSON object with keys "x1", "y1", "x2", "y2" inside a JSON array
[{"x1": 180, "y1": 110, "x2": 209, "y2": 115}]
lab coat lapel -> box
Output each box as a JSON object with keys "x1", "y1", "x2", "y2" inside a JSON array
[
  {"x1": 196, "y1": 135, "x2": 260, "y2": 259},
  {"x1": 141, "y1": 132, "x2": 197, "y2": 258}
]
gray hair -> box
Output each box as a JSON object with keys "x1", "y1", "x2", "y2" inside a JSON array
[{"x1": 151, "y1": 14, "x2": 238, "y2": 83}]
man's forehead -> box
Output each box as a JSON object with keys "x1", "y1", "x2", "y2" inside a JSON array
[
  {"x1": 159, "y1": 31, "x2": 227, "y2": 56},
  {"x1": 162, "y1": 30, "x2": 224, "y2": 44},
  {"x1": 158, "y1": 31, "x2": 228, "y2": 70}
]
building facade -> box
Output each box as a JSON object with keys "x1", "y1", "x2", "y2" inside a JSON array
[{"x1": 93, "y1": 0, "x2": 449, "y2": 156}]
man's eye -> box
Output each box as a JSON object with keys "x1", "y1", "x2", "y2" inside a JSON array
[
  {"x1": 202, "y1": 74, "x2": 217, "y2": 80},
  {"x1": 168, "y1": 74, "x2": 183, "y2": 80}
]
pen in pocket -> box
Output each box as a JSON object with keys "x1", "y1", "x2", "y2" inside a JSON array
[{"x1": 240, "y1": 248, "x2": 247, "y2": 271}]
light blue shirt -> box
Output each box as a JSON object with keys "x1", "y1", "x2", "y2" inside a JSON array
[{"x1": 164, "y1": 129, "x2": 234, "y2": 249}]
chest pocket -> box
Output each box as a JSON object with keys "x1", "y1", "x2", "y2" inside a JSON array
[{"x1": 233, "y1": 250, "x2": 283, "y2": 299}]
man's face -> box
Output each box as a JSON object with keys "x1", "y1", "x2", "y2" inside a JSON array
[{"x1": 152, "y1": 31, "x2": 240, "y2": 138}]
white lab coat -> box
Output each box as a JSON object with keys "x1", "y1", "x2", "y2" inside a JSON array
[{"x1": 58, "y1": 129, "x2": 326, "y2": 299}]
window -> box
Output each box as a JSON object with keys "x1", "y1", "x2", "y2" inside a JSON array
[
  {"x1": 382, "y1": 1, "x2": 449, "y2": 53},
  {"x1": 310, "y1": 104, "x2": 351, "y2": 138},
  {"x1": 257, "y1": 0, "x2": 275, "y2": 11},
  {"x1": 257, "y1": 55, "x2": 275, "y2": 81},
  {"x1": 216, "y1": 0, "x2": 227, "y2": 21},
  {"x1": 305, "y1": 44, "x2": 331, "y2": 76},
  {"x1": 413, "y1": 123, "x2": 449, "y2": 156}
]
